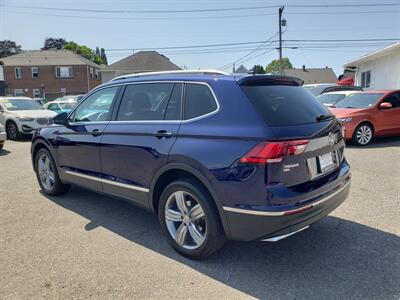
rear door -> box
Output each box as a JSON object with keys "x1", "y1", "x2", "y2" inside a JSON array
[
  {"x1": 100, "y1": 82, "x2": 183, "y2": 206},
  {"x1": 240, "y1": 84, "x2": 345, "y2": 187}
]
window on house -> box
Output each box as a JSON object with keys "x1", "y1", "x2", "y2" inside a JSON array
[
  {"x1": 56, "y1": 67, "x2": 73, "y2": 78},
  {"x1": 90, "y1": 67, "x2": 94, "y2": 79},
  {"x1": 31, "y1": 67, "x2": 39, "y2": 78},
  {"x1": 14, "y1": 89, "x2": 23, "y2": 96},
  {"x1": 95, "y1": 69, "x2": 99, "y2": 80},
  {"x1": 33, "y1": 89, "x2": 41, "y2": 98},
  {"x1": 15, "y1": 67, "x2": 21, "y2": 79},
  {"x1": 361, "y1": 70, "x2": 371, "y2": 88}
]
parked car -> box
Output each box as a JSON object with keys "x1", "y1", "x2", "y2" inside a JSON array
[
  {"x1": 33, "y1": 98, "x2": 48, "y2": 106},
  {"x1": 31, "y1": 71, "x2": 351, "y2": 258},
  {"x1": 330, "y1": 90, "x2": 400, "y2": 145},
  {"x1": 0, "y1": 97, "x2": 57, "y2": 140},
  {"x1": 44, "y1": 100, "x2": 77, "y2": 114},
  {"x1": 54, "y1": 95, "x2": 84, "y2": 102},
  {"x1": 304, "y1": 83, "x2": 362, "y2": 96},
  {"x1": 0, "y1": 123, "x2": 6, "y2": 150},
  {"x1": 316, "y1": 90, "x2": 360, "y2": 107}
]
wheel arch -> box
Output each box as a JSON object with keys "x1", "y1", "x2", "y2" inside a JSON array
[
  {"x1": 31, "y1": 138, "x2": 55, "y2": 167},
  {"x1": 149, "y1": 163, "x2": 232, "y2": 238}
]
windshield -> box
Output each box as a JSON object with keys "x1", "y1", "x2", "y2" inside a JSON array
[
  {"x1": 60, "y1": 102, "x2": 76, "y2": 110},
  {"x1": 1, "y1": 99, "x2": 44, "y2": 111},
  {"x1": 241, "y1": 85, "x2": 332, "y2": 126},
  {"x1": 335, "y1": 93, "x2": 384, "y2": 108},
  {"x1": 303, "y1": 85, "x2": 332, "y2": 96},
  {"x1": 317, "y1": 94, "x2": 346, "y2": 105}
]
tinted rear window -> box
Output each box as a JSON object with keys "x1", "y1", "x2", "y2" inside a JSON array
[
  {"x1": 184, "y1": 83, "x2": 217, "y2": 120},
  {"x1": 241, "y1": 85, "x2": 331, "y2": 126}
]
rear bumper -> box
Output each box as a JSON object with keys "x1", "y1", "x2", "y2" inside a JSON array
[{"x1": 223, "y1": 174, "x2": 351, "y2": 241}]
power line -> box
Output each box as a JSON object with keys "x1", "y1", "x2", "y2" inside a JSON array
[{"x1": 3, "y1": 3, "x2": 400, "y2": 14}]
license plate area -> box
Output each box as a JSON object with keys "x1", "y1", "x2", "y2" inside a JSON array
[
  {"x1": 307, "y1": 150, "x2": 339, "y2": 180},
  {"x1": 318, "y1": 152, "x2": 335, "y2": 173}
]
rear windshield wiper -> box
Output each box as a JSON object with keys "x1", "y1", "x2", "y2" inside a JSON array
[{"x1": 316, "y1": 114, "x2": 334, "y2": 122}]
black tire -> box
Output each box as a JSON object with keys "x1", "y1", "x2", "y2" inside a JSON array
[
  {"x1": 352, "y1": 123, "x2": 374, "y2": 146},
  {"x1": 158, "y1": 179, "x2": 225, "y2": 259},
  {"x1": 34, "y1": 148, "x2": 70, "y2": 196},
  {"x1": 6, "y1": 121, "x2": 20, "y2": 140}
]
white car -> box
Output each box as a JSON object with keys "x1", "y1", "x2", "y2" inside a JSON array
[
  {"x1": 0, "y1": 123, "x2": 6, "y2": 150},
  {"x1": 0, "y1": 97, "x2": 57, "y2": 140},
  {"x1": 44, "y1": 100, "x2": 77, "y2": 114},
  {"x1": 316, "y1": 91, "x2": 360, "y2": 107}
]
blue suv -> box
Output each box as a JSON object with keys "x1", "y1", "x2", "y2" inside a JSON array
[{"x1": 31, "y1": 71, "x2": 351, "y2": 258}]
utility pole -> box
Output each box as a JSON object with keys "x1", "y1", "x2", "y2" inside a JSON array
[{"x1": 278, "y1": 6, "x2": 285, "y2": 75}]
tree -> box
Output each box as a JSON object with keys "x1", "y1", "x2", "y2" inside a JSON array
[
  {"x1": 265, "y1": 57, "x2": 293, "y2": 74},
  {"x1": 0, "y1": 40, "x2": 22, "y2": 58},
  {"x1": 100, "y1": 48, "x2": 108, "y2": 65},
  {"x1": 251, "y1": 64, "x2": 266, "y2": 74},
  {"x1": 42, "y1": 37, "x2": 66, "y2": 50}
]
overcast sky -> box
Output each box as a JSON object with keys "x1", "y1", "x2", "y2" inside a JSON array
[{"x1": 1, "y1": 0, "x2": 399, "y2": 76}]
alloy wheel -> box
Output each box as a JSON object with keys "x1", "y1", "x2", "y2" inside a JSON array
[
  {"x1": 356, "y1": 125, "x2": 372, "y2": 145},
  {"x1": 7, "y1": 123, "x2": 18, "y2": 140},
  {"x1": 37, "y1": 154, "x2": 55, "y2": 192},
  {"x1": 165, "y1": 191, "x2": 207, "y2": 250}
]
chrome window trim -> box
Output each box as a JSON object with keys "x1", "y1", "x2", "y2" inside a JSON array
[
  {"x1": 108, "y1": 80, "x2": 220, "y2": 124},
  {"x1": 223, "y1": 179, "x2": 350, "y2": 217},
  {"x1": 65, "y1": 170, "x2": 149, "y2": 193}
]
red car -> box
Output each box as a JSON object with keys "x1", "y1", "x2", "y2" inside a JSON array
[{"x1": 330, "y1": 90, "x2": 400, "y2": 145}]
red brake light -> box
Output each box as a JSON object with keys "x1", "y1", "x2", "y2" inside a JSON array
[{"x1": 240, "y1": 140, "x2": 309, "y2": 164}]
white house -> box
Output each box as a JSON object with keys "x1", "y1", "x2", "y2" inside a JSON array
[{"x1": 343, "y1": 42, "x2": 400, "y2": 90}]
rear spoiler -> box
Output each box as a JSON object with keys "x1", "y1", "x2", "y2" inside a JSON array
[{"x1": 236, "y1": 75, "x2": 304, "y2": 87}]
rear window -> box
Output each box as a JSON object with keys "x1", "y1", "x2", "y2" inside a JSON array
[{"x1": 241, "y1": 85, "x2": 331, "y2": 126}]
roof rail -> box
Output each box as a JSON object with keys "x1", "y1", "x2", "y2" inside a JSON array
[{"x1": 111, "y1": 69, "x2": 230, "y2": 81}]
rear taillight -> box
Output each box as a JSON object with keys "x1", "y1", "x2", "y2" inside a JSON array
[{"x1": 240, "y1": 140, "x2": 309, "y2": 164}]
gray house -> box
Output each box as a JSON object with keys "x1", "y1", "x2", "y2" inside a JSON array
[
  {"x1": 284, "y1": 66, "x2": 337, "y2": 84},
  {"x1": 100, "y1": 51, "x2": 181, "y2": 83}
]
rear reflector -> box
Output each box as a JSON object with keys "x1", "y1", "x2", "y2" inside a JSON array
[{"x1": 240, "y1": 140, "x2": 309, "y2": 164}]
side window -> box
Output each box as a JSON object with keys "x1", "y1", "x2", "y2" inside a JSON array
[
  {"x1": 73, "y1": 86, "x2": 118, "y2": 122},
  {"x1": 184, "y1": 83, "x2": 218, "y2": 120},
  {"x1": 117, "y1": 83, "x2": 174, "y2": 121},
  {"x1": 164, "y1": 83, "x2": 182, "y2": 120},
  {"x1": 384, "y1": 93, "x2": 400, "y2": 108}
]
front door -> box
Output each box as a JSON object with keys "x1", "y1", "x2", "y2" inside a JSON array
[
  {"x1": 376, "y1": 92, "x2": 400, "y2": 135},
  {"x1": 100, "y1": 82, "x2": 183, "y2": 206},
  {"x1": 55, "y1": 85, "x2": 120, "y2": 191}
]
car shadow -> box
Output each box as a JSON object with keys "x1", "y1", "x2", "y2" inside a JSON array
[
  {"x1": 0, "y1": 148, "x2": 11, "y2": 156},
  {"x1": 346, "y1": 136, "x2": 400, "y2": 149},
  {"x1": 41, "y1": 187, "x2": 400, "y2": 299}
]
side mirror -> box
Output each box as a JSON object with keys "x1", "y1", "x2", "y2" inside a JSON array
[
  {"x1": 53, "y1": 112, "x2": 69, "y2": 126},
  {"x1": 379, "y1": 102, "x2": 393, "y2": 109}
]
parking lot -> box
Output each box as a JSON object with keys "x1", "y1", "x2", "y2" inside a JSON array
[{"x1": 0, "y1": 138, "x2": 399, "y2": 299}]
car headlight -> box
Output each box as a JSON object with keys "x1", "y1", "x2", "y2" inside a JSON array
[
  {"x1": 16, "y1": 116, "x2": 35, "y2": 122},
  {"x1": 338, "y1": 117, "x2": 352, "y2": 123}
]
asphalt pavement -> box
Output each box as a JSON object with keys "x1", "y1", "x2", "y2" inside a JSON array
[{"x1": 0, "y1": 137, "x2": 399, "y2": 299}]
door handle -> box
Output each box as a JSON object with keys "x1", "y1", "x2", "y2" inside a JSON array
[
  {"x1": 91, "y1": 129, "x2": 102, "y2": 137},
  {"x1": 153, "y1": 130, "x2": 172, "y2": 139}
]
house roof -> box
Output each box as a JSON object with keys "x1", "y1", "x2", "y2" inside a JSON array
[
  {"x1": 101, "y1": 51, "x2": 181, "y2": 73},
  {"x1": 344, "y1": 42, "x2": 400, "y2": 67},
  {"x1": 234, "y1": 65, "x2": 249, "y2": 74},
  {"x1": 284, "y1": 67, "x2": 337, "y2": 84},
  {"x1": 0, "y1": 50, "x2": 101, "y2": 68}
]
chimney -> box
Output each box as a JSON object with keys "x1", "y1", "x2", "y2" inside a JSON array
[{"x1": 302, "y1": 65, "x2": 306, "y2": 72}]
